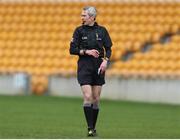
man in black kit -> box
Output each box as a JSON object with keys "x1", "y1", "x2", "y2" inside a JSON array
[{"x1": 69, "y1": 6, "x2": 112, "y2": 137}]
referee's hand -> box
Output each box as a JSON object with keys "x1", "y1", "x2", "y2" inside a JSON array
[
  {"x1": 85, "y1": 49, "x2": 99, "y2": 58},
  {"x1": 99, "y1": 59, "x2": 108, "y2": 74}
]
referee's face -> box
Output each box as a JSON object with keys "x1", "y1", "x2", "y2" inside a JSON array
[{"x1": 81, "y1": 10, "x2": 94, "y2": 26}]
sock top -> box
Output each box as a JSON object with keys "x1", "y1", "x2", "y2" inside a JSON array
[
  {"x1": 83, "y1": 103, "x2": 92, "y2": 107},
  {"x1": 92, "y1": 103, "x2": 99, "y2": 109}
]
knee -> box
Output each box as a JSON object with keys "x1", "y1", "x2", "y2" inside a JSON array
[
  {"x1": 93, "y1": 96, "x2": 100, "y2": 104},
  {"x1": 83, "y1": 93, "x2": 92, "y2": 102}
]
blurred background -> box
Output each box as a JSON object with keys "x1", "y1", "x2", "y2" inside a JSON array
[{"x1": 0, "y1": 0, "x2": 180, "y2": 105}]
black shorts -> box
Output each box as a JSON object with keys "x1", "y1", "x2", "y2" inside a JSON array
[{"x1": 77, "y1": 56, "x2": 105, "y2": 86}]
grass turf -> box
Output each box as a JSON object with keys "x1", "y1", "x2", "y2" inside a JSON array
[{"x1": 0, "y1": 95, "x2": 179, "y2": 138}]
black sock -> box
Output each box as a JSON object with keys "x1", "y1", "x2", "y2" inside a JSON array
[
  {"x1": 92, "y1": 104, "x2": 99, "y2": 130},
  {"x1": 83, "y1": 103, "x2": 93, "y2": 129}
]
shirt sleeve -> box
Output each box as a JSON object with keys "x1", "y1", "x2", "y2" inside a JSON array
[
  {"x1": 103, "y1": 27, "x2": 113, "y2": 59},
  {"x1": 69, "y1": 27, "x2": 80, "y2": 55}
]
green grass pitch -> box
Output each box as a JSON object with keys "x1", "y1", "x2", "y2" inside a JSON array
[{"x1": 0, "y1": 95, "x2": 179, "y2": 138}]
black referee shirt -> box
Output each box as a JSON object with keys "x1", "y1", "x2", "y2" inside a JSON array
[{"x1": 70, "y1": 22, "x2": 112, "y2": 59}]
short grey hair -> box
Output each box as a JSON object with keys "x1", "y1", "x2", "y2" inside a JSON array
[{"x1": 83, "y1": 6, "x2": 97, "y2": 18}]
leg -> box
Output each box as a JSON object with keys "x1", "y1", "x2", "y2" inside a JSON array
[
  {"x1": 81, "y1": 85, "x2": 93, "y2": 104},
  {"x1": 81, "y1": 85, "x2": 94, "y2": 135},
  {"x1": 92, "y1": 85, "x2": 102, "y2": 131}
]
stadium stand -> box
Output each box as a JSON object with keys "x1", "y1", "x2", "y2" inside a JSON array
[
  {"x1": 0, "y1": 0, "x2": 180, "y2": 94},
  {"x1": 109, "y1": 35, "x2": 180, "y2": 79}
]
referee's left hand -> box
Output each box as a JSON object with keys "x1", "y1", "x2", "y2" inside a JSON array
[{"x1": 99, "y1": 59, "x2": 108, "y2": 74}]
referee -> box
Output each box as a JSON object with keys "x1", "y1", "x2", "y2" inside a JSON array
[{"x1": 69, "y1": 6, "x2": 112, "y2": 137}]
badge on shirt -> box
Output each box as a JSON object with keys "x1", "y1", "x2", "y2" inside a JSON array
[
  {"x1": 82, "y1": 36, "x2": 88, "y2": 40},
  {"x1": 96, "y1": 33, "x2": 102, "y2": 41}
]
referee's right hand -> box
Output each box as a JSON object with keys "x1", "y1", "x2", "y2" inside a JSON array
[{"x1": 85, "y1": 49, "x2": 99, "y2": 58}]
